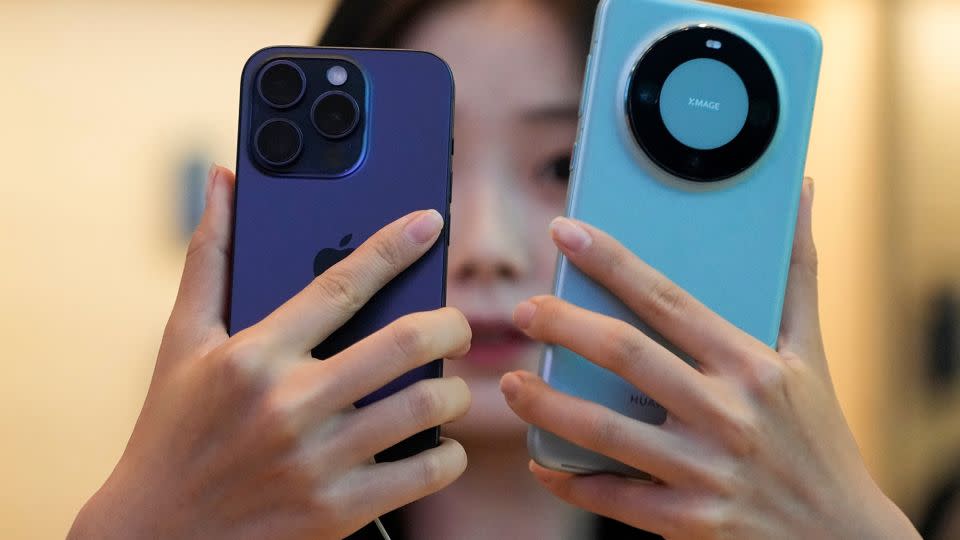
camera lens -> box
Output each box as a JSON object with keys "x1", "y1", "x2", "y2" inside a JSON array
[
  {"x1": 255, "y1": 119, "x2": 302, "y2": 167},
  {"x1": 626, "y1": 26, "x2": 779, "y2": 182},
  {"x1": 258, "y1": 60, "x2": 306, "y2": 109},
  {"x1": 312, "y1": 91, "x2": 360, "y2": 139}
]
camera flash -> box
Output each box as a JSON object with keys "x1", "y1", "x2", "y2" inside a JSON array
[
  {"x1": 706, "y1": 40, "x2": 722, "y2": 50},
  {"x1": 327, "y1": 65, "x2": 348, "y2": 86}
]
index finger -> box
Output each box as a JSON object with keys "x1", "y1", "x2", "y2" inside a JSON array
[
  {"x1": 255, "y1": 209, "x2": 445, "y2": 353},
  {"x1": 549, "y1": 217, "x2": 761, "y2": 372}
]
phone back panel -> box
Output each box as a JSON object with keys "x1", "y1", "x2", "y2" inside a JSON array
[
  {"x1": 531, "y1": 0, "x2": 822, "y2": 476},
  {"x1": 230, "y1": 47, "x2": 454, "y2": 462}
]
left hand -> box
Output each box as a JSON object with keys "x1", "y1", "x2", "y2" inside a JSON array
[{"x1": 500, "y1": 180, "x2": 919, "y2": 539}]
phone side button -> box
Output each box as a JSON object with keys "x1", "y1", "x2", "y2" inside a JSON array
[
  {"x1": 446, "y1": 206, "x2": 452, "y2": 246},
  {"x1": 578, "y1": 53, "x2": 592, "y2": 119}
]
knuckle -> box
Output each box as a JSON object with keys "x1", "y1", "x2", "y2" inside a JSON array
[
  {"x1": 185, "y1": 227, "x2": 216, "y2": 262},
  {"x1": 371, "y1": 236, "x2": 404, "y2": 270},
  {"x1": 215, "y1": 339, "x2": 267, "y2": 394},
  {"x1": 686, "y1": 499, "x2": 734, "y2": 540},
  {"x1": 604, "y1": 324, "x2": 644, "y2": 373},
  {"x1": 407, "y1": 383, "x2": 444, "y2": 422},
  {"x1": 698, "y1": 460, "x2": 741, "y2": 499},
  {"x1": 587, "y1": 411, "x2": 624, "y2": 450},
  {"x1": 793, "y1": 243, "x2": 820, "y2": 277},
  {"x1": 257, "y1": 393, "x2": 302, "y2": 450},
  {"x1": 746, "y1": 361, "x2": 789, "y2": 403},
  {"x1": 604, "y1": 245, "x2": 631, "y2": 281},
  {"x1": 269, "y1": 454, "x2": 315, "y2": 496},
  {"x1": 313, "y1": 268, "x2": 366, "y2": 314},
  {"x1": 646, "y1": 280, "x2": 688, "y2": 320},
  {"x1": 719, "y1": 408, "x2": 762, "y2": 459},
  {"x1": 417, "y1": 452, "x2": 449, "y2": 491},
  {"x1": 391, "y1": 317, "x2": 430, "y2": 359},
  {"x1": 307, "y1": 490, "x2": 340, "y2": 523}
]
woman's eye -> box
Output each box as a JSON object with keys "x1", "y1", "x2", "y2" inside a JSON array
[{"x1": 539, "y1": 154, "x2": 572, "y2": 184}]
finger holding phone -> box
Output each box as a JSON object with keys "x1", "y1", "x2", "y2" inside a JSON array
[
  {"x1": 502, "y1": 1, "x2": 921, "y2": 538},
  {"x1": 70, "y1": 46, "x2": 466, "y2": 540},
  {"x1": 504, "y1": 186, "x2": 918, "y2": 539}
]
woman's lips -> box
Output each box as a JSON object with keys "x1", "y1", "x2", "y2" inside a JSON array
[{"x1": 464, "y1": 319, "x2": 536, "y2": 368}]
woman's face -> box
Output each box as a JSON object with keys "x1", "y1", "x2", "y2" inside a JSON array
[{"x1": 402, "y1": 0, "x2": 583, "y2": 442}]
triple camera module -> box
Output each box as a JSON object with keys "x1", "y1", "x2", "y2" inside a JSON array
[
  {"x1": 626, "y1": 26, "x2": 780, "y2": 182},
  {"x1": 252, "y1": 58, "x2": 366, "y2": 175}
]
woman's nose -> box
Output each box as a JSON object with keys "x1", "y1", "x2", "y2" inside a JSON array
[{"x1": 449, "y1": 173, "x2": 530, "y2": 285}]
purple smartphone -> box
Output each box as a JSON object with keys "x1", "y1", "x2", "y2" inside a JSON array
[{"x1": 229, "y1": 47, "x2": 454, "y2": 462}]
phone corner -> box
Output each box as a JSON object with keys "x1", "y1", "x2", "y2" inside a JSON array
[
  {"x1": 771, "y1": 17, "x2": 823, "y2": 63},
  {"x1": 527, "y1": 427, "x2": 561, "y2": 471},
  {"x1": 241, "y1": 46, "x2": 292, "y2": 81},
  {"x1": 797, "y1": 21, "x2": 824, "y2": 60},
  {"x1": 594, "y1": 0, "x2": 615, "y2": 22},
  {"x1": 406, "y1": 50, "x2": 455, "y2": 90}
]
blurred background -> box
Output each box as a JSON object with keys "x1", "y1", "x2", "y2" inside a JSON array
[{"x1": 1, "y1": 0, "x2": 958, "y2": 537}]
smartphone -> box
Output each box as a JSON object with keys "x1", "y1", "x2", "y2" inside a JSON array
[
  {"x1": 531, "y1": 0, "x2": 823, "y2": 476},
  {"x1": 229, "y1": 47, "x2": 454, "y2": 463}
]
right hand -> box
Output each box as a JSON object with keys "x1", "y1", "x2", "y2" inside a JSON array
[{"x1": 68, "y1": 165, "x2": 472, "y2": 540}]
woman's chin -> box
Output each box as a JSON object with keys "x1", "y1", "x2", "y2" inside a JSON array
[
  {"x1": 442, "y1": 375, "x2": 531, "y2": 446},
  {"x1": 441, "y1": 337, "x2": 542, "y2": 445}
]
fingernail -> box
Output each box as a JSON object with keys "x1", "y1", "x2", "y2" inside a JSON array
[
  {"x1": 404, "y1": 210, "x2": 444, "y2": 244},
  {"x1": 550, "y1": 217, "x2": 592, "y2": 254},
  {"x1": 500, "y1": 372, "x2": 523, "y2": 402},
  {"x1": 513, "y1": 301, "x2": 538, "y2": 330}
]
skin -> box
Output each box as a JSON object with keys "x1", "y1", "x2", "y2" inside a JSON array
[
  {"x1": 501, "y1": 181, "x2": 921, "y2": 539},
  {"x1": 69, "y1": 1, "x2": 923, "y2": 538},
  {"x1": 68, "y1": 166, "x2": 473, "y2": 540},
  {"x1": 413, "y1": 0, "x2": 580, "y2": 442},
  {"x1": 399, "y1": 2, "x2": 588, "y2": 538}
]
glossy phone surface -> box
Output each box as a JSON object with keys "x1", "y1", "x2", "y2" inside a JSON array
[
  {"x1": 230, "y1": 47, "x2": 454, "y2": 463},
  {"x1": 531, "y1": 0, "x2": 822, "y2": 476}
]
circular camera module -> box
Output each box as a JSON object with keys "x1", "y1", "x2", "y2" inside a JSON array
[
  {"x1": 626, "y1": 26, "x2": 780, "y2": 182},
  {"x1": 255, "y1": 118, "x2": 303, "y2": 167},
  {"x1": 311, "y1": 91, "x2": 360, "y2": 139},
  {"x1": 258, "y1": 60, "x2": 306, "y2": 109}
]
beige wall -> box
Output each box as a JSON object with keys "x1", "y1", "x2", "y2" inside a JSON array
[
  {"x1": 887, "y1": 0, "x2": 960, "y2": 516},
  {"x1": 0, "y1": 1, "x2": 334, "y2": 537},
  {"x1": 729, "y1": 0, "x2": 891, "y2": 484},
  {"x1": 796, "y1": 0, "x2": 889, "y2": 478},
  {"x1": 1, "y1": 0, "x2": 955, "y2": 537}
]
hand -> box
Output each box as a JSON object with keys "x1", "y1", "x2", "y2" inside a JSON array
[
  {"x1": 501, "y1": 180, "x2": 920, "y2": 539},
  {"x1": 68, "y1": 165, "x2": 472, "y2": 540}
]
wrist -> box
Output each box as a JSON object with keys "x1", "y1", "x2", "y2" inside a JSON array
[
  {"x1": 837, "y1": 480, "x2": 920, "y2": 540},
  {"x1": 67, "y1": 462, "x2": 160, "y2": 540},
  {"x1": 867, "y1": 491, "x2": 921, "y2": 540}
]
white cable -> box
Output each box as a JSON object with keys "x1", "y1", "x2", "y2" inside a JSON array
[
  {"x1": 373, "y1": 517, "x2": 392, "y2": 540},
  {"x1": 369, "y1": 457, "x2": 392, "y2": 540}
]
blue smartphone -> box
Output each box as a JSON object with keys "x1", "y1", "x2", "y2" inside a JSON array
[
  {"x1": 531, "y1": 0, "x2": 822, "y2": 476},
  {"x1": 229, "y1": 47, "x2": 454, "y2": 462}
]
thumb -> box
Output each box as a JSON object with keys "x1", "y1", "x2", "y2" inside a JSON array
[
  {"x1": 161, "y1": 164, "x2": 235, "y2": 363},
  {"x1": 778, "y1": 178, "x2": 825, "y2": 361}
]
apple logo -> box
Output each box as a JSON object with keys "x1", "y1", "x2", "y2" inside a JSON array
[{"x1": 313, "y1": 233, "x2": 356, "y2": 277}]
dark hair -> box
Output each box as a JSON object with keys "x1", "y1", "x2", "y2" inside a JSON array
[
  {"x1": 318, "y1": 0, "x2": 597, "y2": 57},
  {"x1": 319, "y1": 2, "x2": 660, "y2": 539},
  {"x1": 921, "y1": 468, "x2": 960, "y2": 540}
]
